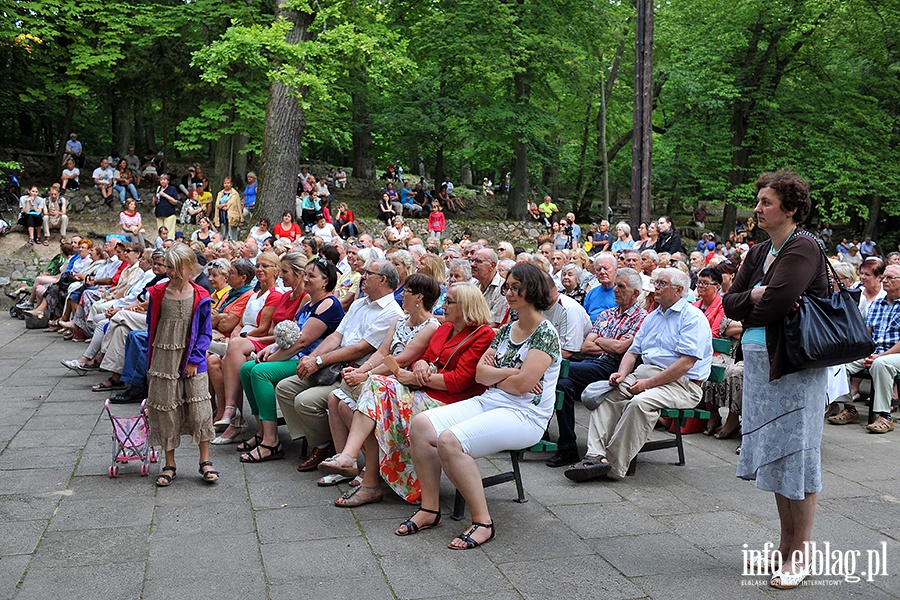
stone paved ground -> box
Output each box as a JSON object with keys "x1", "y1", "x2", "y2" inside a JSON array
[{"x1": 0, "y1": 315, "x2": 898, "y2": 599}]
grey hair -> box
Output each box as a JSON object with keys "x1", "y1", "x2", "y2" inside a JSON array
[
  {"x1": 358, "y1": 247, "x2": 385, "y2": 268},
  {"x1": 641, "y1": 249, "x2": 659, "y2": 263},
  {"x1": 408, "y1": 244, "x2": 427, "y2": 260},
  {"x1": 530, "y1": 253, "x2": 553, "y2": 274},
  {"x1": 151, "y1": 248, "x2": 167, "y2": 261},
  {"x1": 562, "y1": 263, "x2": 583, "y2": 281},
  {"x1": 615, "y1": 267, "x2": 642, "y2": 291},
  {"x1": 207, "y1": 257, "x2": 233, "y2": 276},
  {"x1": 498, "y1": 259, "x2": 515, "y2": 272},
  {"x1": 660, "y1": 267, "x2": 690, "y2": 298},
  {"x1": 616, "y1": 221, "x2": 631, "y2": 237},
  {"x1": 389, "y1": 249, "x2": 415, "y2": 275},
  {"x1": 593, "y1": 251, "x2": 616, "y2": 268},
  {"x1": 231, "y1": 258, "x2": 256, "y2": 283},
  {"x1": 831, "y1": 260, "x2": 856, "y2": 283},
  {"x1": 373, "y1": 260, "x2": 400, "y2": 290},
  {"x1": 449, "y1": 259, "x2": 472, "y2": 280}
]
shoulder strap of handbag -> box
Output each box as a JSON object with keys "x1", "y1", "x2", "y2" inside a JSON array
[
  {"x1": 438, "y1": 326, "x2": 485, "y2": 373},
  {"x1": 794, "y1": 230, "x2": 845, "y2": 293}
]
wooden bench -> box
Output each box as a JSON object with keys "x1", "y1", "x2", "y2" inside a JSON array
[
  {"x1": 626, "y1": 340, "x2": 728, "y2": 476},
  {"x1": 451, "y1": 359, "x2": 569, "y2": 520}
]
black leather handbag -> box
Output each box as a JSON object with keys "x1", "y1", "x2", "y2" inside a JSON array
[{"x1": 783, "y1": 243, "x2": 874, "y2": 369}]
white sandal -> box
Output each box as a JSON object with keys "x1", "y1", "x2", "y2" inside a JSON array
[{"x1": 770, "y1": 565, "x2": 810, "y2": 589}]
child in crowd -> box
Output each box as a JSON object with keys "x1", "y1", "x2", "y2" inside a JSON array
[
  {"x1": 428, "y1": 201, "x2": 446, "y2": 239},
  {"x1": 154, "y1": 226, "x2": 169, "y2": 249},
  {"x1": 146, "y1": 244, "x2": 218, "y2": 487}
]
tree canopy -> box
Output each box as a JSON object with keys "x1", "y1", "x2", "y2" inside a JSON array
[{"x1": 2, "y1": 0, "x2": 898, "y2": 233}]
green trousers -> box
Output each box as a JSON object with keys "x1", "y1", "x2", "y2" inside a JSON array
[{"x1": 240, "y1": 360, "x2": 299, "y2": 422}]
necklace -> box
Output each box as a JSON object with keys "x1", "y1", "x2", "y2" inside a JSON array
[{"x1": 769, "y1": 228, "x2": 796, "y2": 257}]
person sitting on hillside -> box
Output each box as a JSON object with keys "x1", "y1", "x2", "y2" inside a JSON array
[
  {"x1": 92, "y1": 158, "x2": 115, "y2": 202},
  {"x1": 43, "y1": 185, "x2": 69, "y2": 243},
  {"x1": 61, "y1": 158, "x2": 80, "y2": 192}
]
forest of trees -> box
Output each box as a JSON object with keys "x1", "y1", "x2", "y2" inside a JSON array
[{"x1": 2, "y1": 0, "x2": 898, "y2": 236}]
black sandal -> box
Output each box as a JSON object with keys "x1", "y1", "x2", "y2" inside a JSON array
[
  {"x1": 449, "y1": 521, "x2": 495, "y2": 550},
  {"x1": 199, "y1": 460, "x2": 219, "y2": 483},
  {"x1": 236, "y1": 434, "x2": 262, "y2": 453},
  {"x1": 240, "y1": 442, "x2": 285, "y2": 463},
  {"x1": 156, "y1": 465, "x2": 176, "y2": 487},
  {"x1": 395, "y1": 507, "x2": 442, "y2": 536}
]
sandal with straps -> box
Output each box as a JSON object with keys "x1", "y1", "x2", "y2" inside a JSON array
[
  {"x1": 156, "y1": 465, "x2": 176, "y2": 487},
  {"x1": 199, "y1": 461, "x2": 219, "y2": 483},
  {"x1": 449, "y1": 521, "x2": 495, "y2": 550},
  {"x1": 240, "y1": 442, "x2": 285, "y2": 463},
  {"x1": 236, "y1": 434, "x2": 262, "y2": 453},
  {"x1": 395, "y1": 507, "x2": 442, "y2": 536},
  {"x1": 334, "y1": 485, "x2": 383, "y2": 508},
  {"x1": 317, "y1": 452, "x2": 359, "y2": 477}
]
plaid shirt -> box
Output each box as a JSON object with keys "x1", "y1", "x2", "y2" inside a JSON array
[
  {"x1": 866, "y1": 297, "x2": 900, "y2": 354},
  {"x1": 589, "y1": 302, "x2": 647, "y2": 359}
]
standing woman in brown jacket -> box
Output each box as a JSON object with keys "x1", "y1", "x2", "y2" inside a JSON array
[{"x1": 722, "y1": 170, "x2": 828, "y2": 589}]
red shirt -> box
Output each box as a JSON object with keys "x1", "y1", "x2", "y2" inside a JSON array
[
  {"x1": 428, "y1": 211, "x2": 445, "y2": 232},
  {"x1": 693, "y1": 293, "x2": 725, "y2": 338},
  {"x1": 421, "y1": 323, "x2": 495, "y2": 404},
  {"x1": 273, "y1": 222, "x2": 302, "y2": 241},
  {"x1": 271, "y1": 290, "x2": 308, "y2": 324}
]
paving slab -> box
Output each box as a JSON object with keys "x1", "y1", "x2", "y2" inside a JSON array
[{"x1": 1, "y1": 317, "x2": 900, "y2": 598}]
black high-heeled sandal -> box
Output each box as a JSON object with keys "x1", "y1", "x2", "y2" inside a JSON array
[
  {"x1": 395, "y1": 507, "x2": 442, "y2": 536},
  {"x1": 236, "y1": 434, "x2": 262, "y2": 453},
  {"x1": 239, "y1": 442, "x2": 285, "y2": 463},
  {"x1": 449, "y1": 521, "x2": 495, "y2": 550}
]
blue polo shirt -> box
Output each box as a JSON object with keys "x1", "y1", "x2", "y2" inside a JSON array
[{"x1": 583, "y1": 284, "x2": 616, "y2": 322}]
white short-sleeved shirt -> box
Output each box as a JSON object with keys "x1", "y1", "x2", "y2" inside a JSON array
[
  {"x1": 93, "y1": 167, "x2": 114, "y2": 184},
  {"x1": 335, "y1": 293, "x2": 403, "y2": 364},
  {"x1": 629, "y1": 298, "x2": 712, "y2": 381},
  {"x1": 542, "y1": 293, "x2": 591, "y2": 354}
]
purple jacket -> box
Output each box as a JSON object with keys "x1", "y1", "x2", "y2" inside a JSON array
[{"x1": 146, "y1": 280, "x2": 213, "y2": 375}]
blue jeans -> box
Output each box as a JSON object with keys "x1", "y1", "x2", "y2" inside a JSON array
[
  {"x1": 114, "y1": 183, "x2": 139, "y2": 204},
  {"x1": 121, "y1": 329, "x2": 149, "y2": 387}
]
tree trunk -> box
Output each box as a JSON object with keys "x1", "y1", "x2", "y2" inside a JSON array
[
  {"x1": 864, "y1": 195, "x2": 881, "y2": 239},
  {"x1": 507, "y1": 69, "x2": 530, "y2": 220},
  {"x1": 111, "y1": 95, "x2": 132, "y2": 158},
  {"x1": 434, "y1": 145, "x2": 445, "y2": 189},
  {"x1": 212, "y1": 132, "x2": 233, "y2": 196},
  {"x1": 256, "y1": 0, "x2": 314, "y2": 222},
  {"x1": 630, "y1": 0, "x2": 654, "y2": 229},
  {"x1": 350, "y1": 67, "x2": 375, "y2": 179},
  {"x1": 233, "y1": 134, "x2": 249, "y2": 188},
  {"x1": 599, "y1": 70, "x2": 610, "y2": 223},
  {"x1": 56, "y1": 95, "x2": 76, "y2": 167}
]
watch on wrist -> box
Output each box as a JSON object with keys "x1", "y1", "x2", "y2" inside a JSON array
[{"x1": 315, "y1": 355, "x2": 323, "y2": 366}]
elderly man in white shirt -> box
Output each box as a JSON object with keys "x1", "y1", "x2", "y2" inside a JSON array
[
  {"x1": 276, "y1": 260, "x2": 404, "y2": 471},
  {"x1": 542, "y1": 274, "x2": 591, "y2": 359},
  {"x1": 565, "y1": 268, "x2": 712, "y2": 482}
]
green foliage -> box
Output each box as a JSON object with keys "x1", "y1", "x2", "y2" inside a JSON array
[{"x1": 3, "y1": 0, "x2": 899, "y2": 237}]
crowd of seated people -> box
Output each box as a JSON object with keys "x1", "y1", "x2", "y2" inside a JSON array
[{"x1": 19, "y1": 182, "x2": 894, "y2": 554}]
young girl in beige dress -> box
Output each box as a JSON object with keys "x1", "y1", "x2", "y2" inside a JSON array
[{"x1": 146, "y1": 243, "x2": 218, "y2": 486}]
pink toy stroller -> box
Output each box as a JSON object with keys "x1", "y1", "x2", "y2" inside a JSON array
[{"x1": 104, "y1": 399, "x2": 158, "y2": 477}]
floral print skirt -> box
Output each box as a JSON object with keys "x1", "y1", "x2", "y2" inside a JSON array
[{"x1": 356, "y1": 375, "x2": 445, "y2": 504}]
